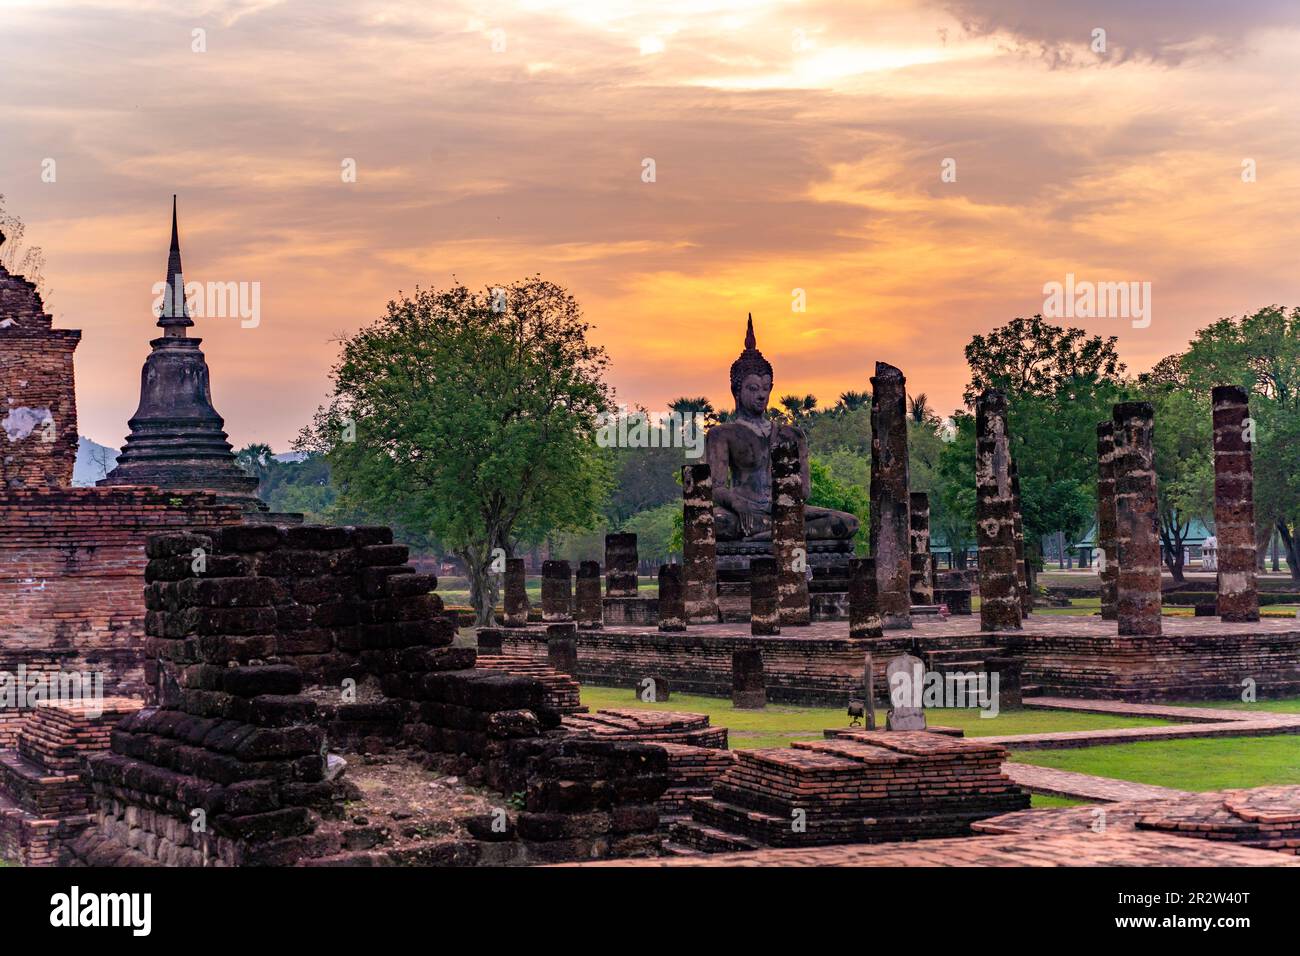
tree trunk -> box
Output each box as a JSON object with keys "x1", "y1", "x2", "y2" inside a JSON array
[
  {"x1": 1159, "y1": 521, "x2": 1186, "y2": 583},
  {"x1": 462, "y1": 545, "x2": 501, "y2": 627},
  {"x1": 1277, "y1": 520, "x2": 1300, "y2": 581}
]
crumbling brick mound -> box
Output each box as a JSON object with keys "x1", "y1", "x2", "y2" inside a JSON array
[
  {"x1": 562, "y1": 708, "x2": 728, "y2": 748},
  {"x1": 675, "y1": 731, "x2": 1029, "y2": 850},
  {"x1": 473, "y1": 653, "x2": 586, "y2": 714}
]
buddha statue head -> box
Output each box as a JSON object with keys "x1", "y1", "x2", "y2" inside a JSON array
[{"x1": 729, "y1": 314, "x2": 773, "y2": 419}]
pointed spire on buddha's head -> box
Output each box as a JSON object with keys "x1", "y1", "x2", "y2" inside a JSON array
[
  {"x1": 158, "y1": 195, "x2": 193, "y2": 335},
  {"x1": 729, "y1": 312, "x2": 773, "y2": 402}
]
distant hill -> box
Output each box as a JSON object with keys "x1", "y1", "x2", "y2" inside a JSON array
[{"x1": 74, "y1": 436, "x2": 119, "y2": 486}]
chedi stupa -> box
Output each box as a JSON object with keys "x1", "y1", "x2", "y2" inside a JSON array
[{"x1": 98, "y1": 197, "x2": 264, "y2": 512}]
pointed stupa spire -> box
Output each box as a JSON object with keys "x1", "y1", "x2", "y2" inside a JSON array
[
  {"x1": 745, "y1": 312, "x2": 755, "y2": 349},
  {"x1": 158, "y1": 194, "x2": 193, "y2": 334}
]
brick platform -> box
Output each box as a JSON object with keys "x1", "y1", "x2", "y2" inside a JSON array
[
  {"x1": 978, "y1": 785, "x2": 1300, "y2": 855},
  {"x1": 571, "y1": 828, "x2": 1300, "y2": 866},
  {"x1": 0, "y1": 698, "x2": 142, "y2": 865},
  {"x1": 483, "y1": 614, "x2": 1300, "y2": 705},
  {"x1": 672, "y1": 731, "x2": 1029, "y2": 850}
]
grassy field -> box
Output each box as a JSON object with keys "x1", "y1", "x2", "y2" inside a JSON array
[
  {"x1": 440, "y1": 575, "x2": 660, "y2": 608},
  {"x1": 581, "y1": 686, "x2": 1300, "y2": 792},
  {"x1": 1013, "y1": 735, "x2": 1300, "y2": 792},
  {"x1": 579, "y1": 686, "x2": 1171, "y2": 750}
]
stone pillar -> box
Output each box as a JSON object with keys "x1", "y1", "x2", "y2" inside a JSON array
[
  {"x1": 1213, "y1": 385, "x2": 1259, "y2": 622},
  {"x1": 503, "y1": 558, "x2": 529, "y2": 627},
  {"x1": 605, "y1": 533, "x2": 638, "y2": 597},
  {"x1": 1113, "y1": 401, "x2": 1162, "y2": 636},
  {"x1": 869, "y1": 361, "x2": 912, "y2": 628},
  {"x1": 657, "y1": 564, "x2": 686, "y2": 632},
  {"x1": 540, "y1": 559, "x2": 572, "y2": 622},
  {"x1": 682, "y1": 463, "x2": 720, "y2": 624},
  {"x1": 732, "y1": 649, "x2": 766, "y2": 709},
  {"x1": 749, "y1": 556, "x2": 780, "y2": 636},
  {"x1": 848, "y1": 557, "x2": 883, "y2": 638},
  {"x1": 546, "y1": 622, "x2": 578, "y2": 676},
  {"x1": 771, "y1": 436, "x2": 811, "y2": 626},
  {"x1": 575, "y1": 560, "x2": 603, "y2": 629},
  {"x1": 975, "y1": 389, "x2": 1022, "y2": 631},
  {"x1": 1010, "y1": 457, "x2": 1031, "y2": 617},
  {"x1": 1096, "y1": 422, "x2": 1120, "y2": 621},
  {"x1": 909, "y1": 554, "x2": 934, "y2": 605}
]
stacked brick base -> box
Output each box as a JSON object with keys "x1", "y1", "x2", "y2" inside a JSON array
[
  {"x1": 672, "y1": 731, "x2": 1028, "y2": 851},
  {"x1": 0, "y1": 699, "x2": 141, "y2": 865}
]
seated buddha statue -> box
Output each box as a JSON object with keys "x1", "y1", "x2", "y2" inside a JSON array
[{"x1": 705, "y1": 316, "x2": 860, "y2": 544}]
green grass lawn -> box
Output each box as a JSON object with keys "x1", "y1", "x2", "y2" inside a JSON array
[
  {"x1": 1030, "y1": 794, "x2": 1088, "y2": 808},
  {"x1": 579, "y1": 686, "x2": 1171, "y2": 749},
  {"x1": 1013, "y1": 735, "x2": 1300, "y2": 792},
  {"x1": 440, "y1": 575, "x2": 659, "y2": 607}
]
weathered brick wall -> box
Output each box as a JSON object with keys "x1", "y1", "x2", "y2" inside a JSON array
[
  {"x1": 1006, "y1": 628, "x2": 1300, "y2": 700},
  {"x1": 485, "y1": 626, "x2": 874, "y2": 705},
  {"x1": 0, "y1": 262, "x2": 79, "y2": 491},
  {"x1": 0, "y1": 488, "x2": 245, "y2": 725}
]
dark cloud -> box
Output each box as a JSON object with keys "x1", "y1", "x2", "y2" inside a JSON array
[{"x1": 935, "y1": 0, "x2": 1300, "y2": 64}]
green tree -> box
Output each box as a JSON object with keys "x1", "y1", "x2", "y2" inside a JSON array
[
  {"x1": 962, "y1": 316, "x2": 1127, "y2": 575},
  {"x1": 298, "y1": 278, "x2": 613, "y2": 623},
  {"x1": 1136, "y1": 361, "x2": 1213, "y2": 582},
  {"x1": 1181, "y1": 306, "x2": 1300, "y2": 577},
  {"x1": 809, "y1": 456, "x2": 869, "y2": 554}
]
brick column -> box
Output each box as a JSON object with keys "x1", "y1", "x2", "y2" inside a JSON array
[
  {"x1": 503, "y1": 557, "x2": 529, "y2": 627},
  {"x1": 540, "y1": 559, "x2": 572, "y2": 622},
  {"x1": 546, "y1": 622, "x2": 578, "y2": 675},
  {"x1": 909, "y1": 492, "x2": 934, "y2": 605},
  {"x1": 732, "y1": 649, "x2": 766, "y2": 709},
  {"x1": 657, "y1": 564, "x2": 686, "y2": 632},
  {"x1": 848, "y1": 556, "x2": 883, "y2": 638},
  {"x1": 681, "y1": 463, "x2": 720, "y2": 624},
  {"x1": 575, "y1": 560, "x2": 604, "y2": 629},
  {"x1": 1010, "y1": 457, "x2": 1031, "y2": 617},
  {"x1": 1096, "y1": 422, "x2": 1120, "y2": 621},
  {"x1": 975, "y1": 389, "x2": 1022, "y2": 631},
  {"x1": 749, "y1": 556, "x2": 780, "y2": 635},
  {"x1": 869, "y1": 361, "x2": 912, "y2": 628},
  {"x1": 771, "y1": 436, "x2": 811, "y2": 626},
  {"x1": 1113, "y1": 401, "x2": 1162, "y2": 636},
  {"x1": 1213, "y1": 385, "x2": 1259, "y2": 622},
  {"x1": 604, "y1": 533, "x2": 638, "y2": 597}
]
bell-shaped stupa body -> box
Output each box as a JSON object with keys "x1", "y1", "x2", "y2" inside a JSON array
[{"x1": 98, "y1": 198, "x2": 264, "y2": 510}]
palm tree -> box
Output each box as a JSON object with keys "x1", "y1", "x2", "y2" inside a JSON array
[
  {"x1": 836, "y1": 390, "x2": 871, "y2": 415},
  {"x1": 908, "y1": 393, "x2": 933, "y2": 424},
  {"x1": 778, "y1": 393, "x2": 818, "y2": 424},
  {"x1": 668, "y1": 396, "x2": 715, "y2": 418}
]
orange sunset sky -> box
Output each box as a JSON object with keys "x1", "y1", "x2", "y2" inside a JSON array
[{"x1": 2, "y1": 0, "x2": 1298, "y2": 452}]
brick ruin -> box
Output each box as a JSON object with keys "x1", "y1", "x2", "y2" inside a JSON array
[
  {"x1": 1113, "y1": 401, "x2": 1162, "y2": 636},
  {"x1": 62, "y1": 526, "x2": 672, "y2": 866},
  {"x1": 680, "y1": 463, "x2": 720, "y2": 624},
  {"x1": 869, "y1": 361, "x2": 912, "y2": 628},
  {"x1": 771, "y1": 437, "x2": 810, "y2": 626},
  {"x1": 1095, "y1": 422, "x2": 1119, "y2": 621},
  {"x1": 975, "y1": 389, "x2": 1021, "y2": 631},
  {"x1": 1212, "y1": 385, "x2": 1259, "y2": 622},
  {"x1": 0, "y1": 230, "x2": 249, "y2": 749}
]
